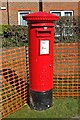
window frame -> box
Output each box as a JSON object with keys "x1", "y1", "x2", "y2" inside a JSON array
[
  {"x1": 50, "y1": 10, "x2": 74, "y2": 16},
  {"x1": 18, "y1": 10, "x2": 31, "y2": 26}
]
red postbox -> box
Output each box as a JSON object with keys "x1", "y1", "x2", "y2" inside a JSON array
[{"x1": 23, "y1": 12, "x2": 58, "y2": 110}]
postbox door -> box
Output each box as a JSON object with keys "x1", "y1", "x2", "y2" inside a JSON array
[
  {"x1": 38, "y1": 38, "x2": 53, "y2": 91},
  {"x1": 29, "y1": 27, "x2": 54, "y2": 92}
]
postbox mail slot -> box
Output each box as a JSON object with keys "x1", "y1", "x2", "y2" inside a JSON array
[{"x1": 37, "y1": 30, "x2": 51, "y2": 37}]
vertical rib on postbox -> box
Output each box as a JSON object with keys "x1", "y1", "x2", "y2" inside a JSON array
[{"x1": 23, "y1": 12, "x2": 58, "y2": 110}]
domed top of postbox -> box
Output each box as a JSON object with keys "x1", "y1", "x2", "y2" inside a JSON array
[{"x1": 23, "y1": 12, "x2": 59, "y2": 21}]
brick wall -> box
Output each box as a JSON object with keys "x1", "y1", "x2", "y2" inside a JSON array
[
  {"x1": 43, "y1": 2, "x2": 79, "y2": 16},
  {"x1": 1, "y1": 2, "x2": 8, "y2": 25},
  {"x1": 1, "y1": 2, "x2": 39, "y2": 25},
  {"x1": 1, "y1": 2, "x2": 79, "y2": 25},
  {"x1": 9, "y1": 2, "x2": 39, "y2": 25}
]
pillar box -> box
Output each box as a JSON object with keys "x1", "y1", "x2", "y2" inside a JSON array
[{"x1": 23, "y1": 12, "x2": 58, "y2": 110}]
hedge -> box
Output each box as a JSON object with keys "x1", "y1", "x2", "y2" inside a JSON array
[
  {"x1": 2, "y1": 16, "x2": 80, "y2": 48},
  {"x1": 54, "y1": 16, "x2": 80, "y2": 42},
  {"x1": 2, "y1": 25, "x2": 28, "y2": 48}
]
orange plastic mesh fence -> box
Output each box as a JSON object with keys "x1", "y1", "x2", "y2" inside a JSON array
[
  {"x1": 1, "y1": 43, "x2": 80, "y2": 118},
  {"x1": 1, "y1": 46, "x2": 28, "y2": 118},
  {"x1": 53, "y1": 43, "x2": 80, "y2": 97}
]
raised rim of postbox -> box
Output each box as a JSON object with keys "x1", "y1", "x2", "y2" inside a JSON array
[{"x1": 23, "y1": 12, "x2": 59, "y2": 21}]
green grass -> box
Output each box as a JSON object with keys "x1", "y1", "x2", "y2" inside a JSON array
[{"x1": 5, "y1": 97, "x2": 79, "y2": 119}]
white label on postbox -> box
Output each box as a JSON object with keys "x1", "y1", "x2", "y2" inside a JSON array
[{"x1": 40, "y1": 40, "x2": 49, "y2": 55}]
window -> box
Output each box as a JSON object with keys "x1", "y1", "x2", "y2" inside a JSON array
[
  {"x1": 50, "y1": 10, "x2": 73, "y2": 16},
  {"x1": 18, "y1": 11, "x2": 31, "y2": 26},
  {"x1": 51, "y1": 12, "x2": 61, "y2": 16},
  {"x1": 50, "y1": 10, "x2": 74, "y2": 38},
  {"x1": 64, "y1": 12, "x2": 73, "y2": 16}
]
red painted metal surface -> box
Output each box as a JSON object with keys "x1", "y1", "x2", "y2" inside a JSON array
[
  {"x1": 23, "y1": 12, "x2": 58, "y2": 92},
  {"x1": 23, "y1": 12, "x2": 58, "y2": 21}
]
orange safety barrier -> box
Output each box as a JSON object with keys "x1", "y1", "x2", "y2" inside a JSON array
[
  {"x1": 1, "y1": 43, "x2": 80, "y2": 118},
  {"x1": 53, "y1": 43, "x2": 80, "y2": 97},
  {"x1": 1, "y1": 46, "x2": 28, "y2": 118}
]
